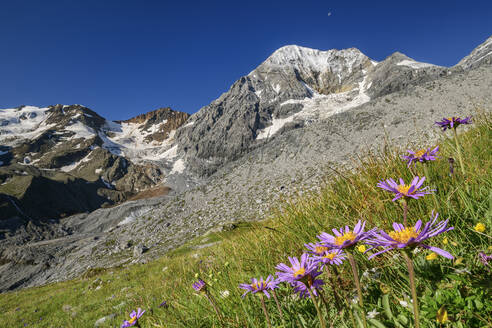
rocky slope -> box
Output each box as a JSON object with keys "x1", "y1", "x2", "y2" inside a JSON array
[{"x1": 0, "y1": 35, "x2": 491, "y2": 292}]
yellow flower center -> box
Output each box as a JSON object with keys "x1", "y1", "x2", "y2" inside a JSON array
[
  {"x1": 334, "y1": 231, "x2": 357, "y2": 246},
  {"x1": 357, "y1": 245, "x2": 366, "y2": 253},
  {"x1": 293, "y1": 267, "x2": 305, "y2": 277},
  {"x1": 323, "y1": 252, "x2": 337, "y2": 260},
  {"x1": 251, "y1": 282, "x2": 263, "y2": 290},
  {"x1": 315, "y1": 246, "x2": 329, "y2": 254},
  {"x1": 414, "y1": 149, "x2": 427, "y2": 158},
  {"x1": 388, "y1": 227, "x2": 420, "y2": 243},
  {"x1": 396, "y1": 184, "x2": 411, "y2": 195},
  {"x1": 128, "y1": 316, "x2": 137, "y2": 324}
]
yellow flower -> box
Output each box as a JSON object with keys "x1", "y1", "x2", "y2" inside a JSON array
[
  {"x1": 474, "y1": 223, "x2": 486, "y2": 233},
  {"x1": 380, "y1": 284, "x2": 391, "y2": 294},
  {"x1": 488, "y1": 245, "x2": 492, "y2": 252},
  {"x1": 436, "y1": 306, "x2": 448, "y2": 323},
  {"x1": 357, "y1": 245, "x2": 366, "y2": 253},
  {"x1": 442, "y1": 237, "x2": 448, "y2": 245},
  {"x1": 426, "y1": 252, "x2": 438, "y2": 260},
  {"x1": 454, "y1": 257, "x2": 464, "y2": 266}
]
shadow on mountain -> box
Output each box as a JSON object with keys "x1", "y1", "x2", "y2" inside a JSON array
[{"x1": 0, "y1": 175, "x2": 114, "y2": 235}]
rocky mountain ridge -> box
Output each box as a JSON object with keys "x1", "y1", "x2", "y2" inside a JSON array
[
  {"x1": 0, "y1": 105, "x2": 190, "y2": 226},
  {"x1": 0, "y1": 35, "x2": 491, "y2": 292}
]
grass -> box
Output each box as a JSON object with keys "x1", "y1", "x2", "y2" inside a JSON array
[{"x1": 1, "y1": 114, "x2": 491, "y2": 327}]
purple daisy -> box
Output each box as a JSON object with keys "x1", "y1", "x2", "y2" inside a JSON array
[
  {"x1": 305, "y1": 242, "x2": 330, "y2": 256},
  {"x1": 317, "y1": 220, "x2": 374, "y2": 249},
  {"x1": 366, "y1": 212, "x2": 454, "y2": 259},
  {"x1": 402, "y1": 146, "x2": 439, "y2": 167},
  {"x1": 239, "y1": 275, "x2": 277, "y2": 298},
  {"x1": 121, "y1": 308, "x2": 145, "y2": 328},
  {"x1": 275, "y1": 253, "x2": 324, "y2": 298},
  {"x1": 435, "y1": 116, "x2": 471, "y2": 131},
  {"x1": 313, "y1": 249, "x2": 346, "y2": 266},
  {"x1": 192, "y1": 279, "x2": 207, "y2": 293},
  {"x1": 377, "y1": 176, "x2": 433, "y2": 201}
]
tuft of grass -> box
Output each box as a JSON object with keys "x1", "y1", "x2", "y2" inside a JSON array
[{"x1": 1, "y1": 114, "x2": 491, "y2": 327}]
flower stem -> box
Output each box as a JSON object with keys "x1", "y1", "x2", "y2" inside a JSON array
[
  {"x1": 272, "y1": 289, "x2": 285, "y2": 323},
  {"x1": 452, "y1": 127, "x2": 466, "y2": 177},
  {"x1": 325, "y1": 266, "x2": 342, "y2": 311},
  {"x1": 260, "y1": 294, "x2": 272, "y2": 328},
  {"x1": 402, "y1": 251, "x2": 420, "y2": 328},
  {"x1": 402, "y1": 199, "x2": 408, "y2": 226},
  {"x1": 347, "y1": 252, "x2": 367, "y2": 328},
  {"x1": 309, "y1": 290, "x2": 327, "y2": 328},
  {"x1": 423, "y1": 165, "x2": 439, "y2": 210},
  {"x1": 205, "y1": 292, "x2": 223, "y2": 321},
  {"x1": 333, "y1": 267, "x2": 357, "y2": 328}
]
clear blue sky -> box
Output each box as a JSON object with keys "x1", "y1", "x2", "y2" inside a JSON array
[{"x1": 0, "y1": 1, "x2": 490, "y2": 120}]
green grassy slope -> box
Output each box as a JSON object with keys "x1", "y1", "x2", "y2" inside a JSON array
[{"x1": 1, "y1": 114, "x2": 491, "y2": 327}]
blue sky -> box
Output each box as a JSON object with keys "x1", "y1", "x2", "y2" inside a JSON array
[{"x1": 0, "y1": 1, "x2": 490, "y2": 120}]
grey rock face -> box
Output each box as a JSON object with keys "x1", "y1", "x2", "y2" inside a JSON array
[{"x1": 457, "y1": 36, "x2": 492, "y2": 69}]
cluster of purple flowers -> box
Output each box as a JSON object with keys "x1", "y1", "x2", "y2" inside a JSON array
[
  {"x1": 402, "y1": 146, "x2": 439, "y2": 167},
  {"x1": 237, "y1": 214, "x2": 453, "y2": 299}
]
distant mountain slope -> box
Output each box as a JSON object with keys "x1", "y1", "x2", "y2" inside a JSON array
[{"x1": 0, "y1": 105, "x2": 189, "y2": 224}]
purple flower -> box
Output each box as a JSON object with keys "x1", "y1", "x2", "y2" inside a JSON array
[
  {"x1": 312, "y1": 249, "x2": 346, "y2": 266},
  {"x1": 402, "y1": 146, "x2": 439, "y2": 167},
  {"x1": 239, "y1": 275, "x2": 277, "y2": 298},
  {"x1": 192, "y1": 279, "x2": 207, "y2": 293},
  {"x1": 435, "y1": 116, "x2": 471, "y2": 131},
  {"x1": 377, "y1": 176, "x2": 434, "y2": 201},
  {"x1": 478, "y1": 251, "x2": 492, "y2": 269},
  {"x1": 305, "y1": 242, "x2": 330, "y2": 256},
  {"x1": 275, "y1": 253, "x2": 324, "y2": 298},
  {"x1": 121, "y1": 308, "x2": 145, "y2": 328},
  {"x1": 366, "y1": 212, "x2": 454, "y2": 259},
  {"x1": 317, "y1": 220, "x2": 374, "y2": 249},
  {"x1": 159, "y1": 300, "x2": 169, "y2": 308}
]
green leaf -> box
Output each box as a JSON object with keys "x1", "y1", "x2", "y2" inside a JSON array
[
  {"x1": 397, "y1": 314, "x2": 409, "y2": 325},
  {"x1": 382, "y1": 294, "x2": 394, "y2": 320},
  {"x1": 368, "y1": 318, "x2": 387, "y2": 328}
]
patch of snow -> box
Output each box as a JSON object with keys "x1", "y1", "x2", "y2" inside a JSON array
[
  {"x1": 95, "y1": 168, "x2": 102, "y2": 174},
  {"x1": 252, "y1": 45, "x2": 369, "y2": 82},
  {"x1": 371, "y1": 60, "x2": 378, "y2": 66},
  {"x1": 58, "y1": 151, "x2": 93, "y2": 172},
  {"x1": 256, "y1": 72, "x2": 372, "y2": 140},
  {"x1": 0, "y1": 106, "x2": 56, "y2": 146},
  {"x1": 100, "y1": 177, "x2": 113, "y2": 189},
  {"x1": 117, "y1": 207, "x2": 152, "y2": 227},
  {"x1": 84, "y1": 113, "x2": 93, "y2": 118},
  {"x1": 255, "y1": 89, "x2": 263, "y2": 98},
  {"x1": 397, "y1": 59, "x2": 434, "y2": 69},
  {"x1": 64, "y1": 121, "x2": 96, "y2": 139},
  {"x1": 170, "y1": 158, "x2": 185, "y2": 174},
  {"x1": 273, "y1": 84, "x2": 281, "y2": 94},
  {"x1": 183, "y1": 121, "x2": 194, "y2": 128},
  {"x1": 256, "y1": 115, "x2": 295, "y2": 140}
]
